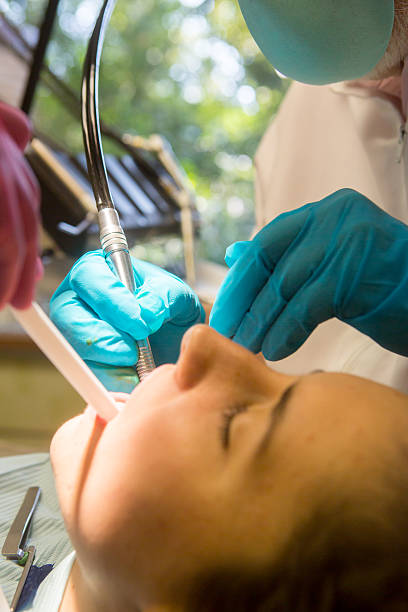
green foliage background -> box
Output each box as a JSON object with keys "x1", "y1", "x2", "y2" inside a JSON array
[{"x1": 7, "y1": 0, "x2": 288, "y2": 264}]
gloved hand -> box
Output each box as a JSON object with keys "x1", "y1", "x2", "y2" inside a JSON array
[
  {"x1": 0, "y1": 102, "x2": 42, "y2": 309},
  {"x1": 210, "y1": 189, "x2": 408, "y2": 360},
  {"x1": 50, "y1": 250, "x2": 204, "y2": 391}
]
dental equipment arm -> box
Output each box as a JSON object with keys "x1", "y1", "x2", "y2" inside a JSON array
[
  {"x1": 81, "y1": 0, "x2": 155, "y2": 381},
  {"x1": 11, "y1": 302, "x2": 118, "y2": 421}
]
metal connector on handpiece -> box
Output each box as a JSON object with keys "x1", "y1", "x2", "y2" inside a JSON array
[
  {"x1": 98, "y1": 208, "x2": 155, "y2": 381},
  {"x1": 99, "y1": 208, "x2": 136, "y2": 292}
]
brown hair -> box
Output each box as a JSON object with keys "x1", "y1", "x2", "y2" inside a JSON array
[{"x1": 188, "y1": 470, "x2": 408, "y2": 611}]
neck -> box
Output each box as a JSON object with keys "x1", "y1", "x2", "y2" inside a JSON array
[
  {"x1": 59, "y1": 560, "x2": 139, "y2": 612},
  {"x1": 59, "y1": 560, "x2": 179, "y2": 612}
]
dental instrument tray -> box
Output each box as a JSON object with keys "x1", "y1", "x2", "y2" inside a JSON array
[{"x1": 25, "y1": 130, "x2": 199, "y2": 259}]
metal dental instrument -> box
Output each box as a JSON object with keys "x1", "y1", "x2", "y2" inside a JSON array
[
  {"x1": 2, "y1": 487, "x2": 41, "y2": 612},
  {"x1": 9, "y1": 547, "x2": 35, "y2": 612},
  {"x1": 2, "y1": 487, "x2": 41, "y2": 561},
  {"x1": 81, "y1": 0, "x2": 155, "y2": 381}
]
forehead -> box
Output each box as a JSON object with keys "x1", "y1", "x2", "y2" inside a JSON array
[{"x1": 263, "y1": 373, "x2": 408, "y2": 475}]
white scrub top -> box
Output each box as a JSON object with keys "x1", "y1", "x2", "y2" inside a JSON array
[{"x1": 254, "y1": 78, "x2": 408, "y2": 393}]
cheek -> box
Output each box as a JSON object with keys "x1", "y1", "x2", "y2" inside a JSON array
[
  {"x1": 68, "y1": 392, "x2": 231, "y2": 584},
  {"x1": 50, "y1": 413, "x2": 102, "y2": 529},
  {"x1": 71, "y1": 410, "x2": 204, "y2": 562}
]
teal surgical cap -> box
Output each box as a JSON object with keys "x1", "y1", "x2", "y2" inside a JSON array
[{"x1": 237, "y1": 0, "x2": 395, "y2": 85}]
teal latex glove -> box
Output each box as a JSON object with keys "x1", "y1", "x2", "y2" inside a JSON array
[
  {"x1": 50, "y1": 250, "x2": 204, "y2": 391},
  {"x1": 237, "y1": 0, "x2": 393, "y2": 85},
  {"x1": 210, "y1": 189, "x2": 408, "y2": 360}
]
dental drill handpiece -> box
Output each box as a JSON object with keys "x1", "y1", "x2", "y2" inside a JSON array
[{"x1": 81, "y1": 0, "x2": 155, "y2": 381}]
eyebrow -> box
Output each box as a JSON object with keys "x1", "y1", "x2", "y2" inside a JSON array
[
  {"x1": 256, "y1": 380, "x2": 301, "y2": 455},
  {"x1": 256, "y1": 370, "x2": 324, "y2": 455}
]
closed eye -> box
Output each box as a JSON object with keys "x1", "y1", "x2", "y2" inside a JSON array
[{"x1": 220, "y1": 404, "x2": 248, "y2": 449}]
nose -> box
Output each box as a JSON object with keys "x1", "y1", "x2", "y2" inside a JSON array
[
  {"x1": 175, "y1": 323, "x2": 280, "y2": 391},
  {"x1": 175, "y1": 324, "x2": 296, "y2": 399},
  {"x1": 175, "y1": 324, "x2": 232, "y2": 389}
]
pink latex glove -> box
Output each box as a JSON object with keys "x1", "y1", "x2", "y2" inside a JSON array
[{"x1": 0, "y1": 102, "x2": 43, "y2": 310}]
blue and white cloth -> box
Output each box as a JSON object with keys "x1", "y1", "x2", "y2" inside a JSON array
[
  {"x1": 28, "y1": 551, "x2": 75, "y2": 611},
  {"x1": 0, "y1": 454, "x2": 73, "y2": 610}
]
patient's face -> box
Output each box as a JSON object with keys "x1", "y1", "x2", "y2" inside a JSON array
[{"x1": 51, "y1": 325, "x2": 408, "y2": 610}]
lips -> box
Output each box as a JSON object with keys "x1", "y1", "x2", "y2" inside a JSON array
[
  {"x1": 84, "y1": 405, "x2": 107, "y2": 425},
  {"x1": 81, "y1": 408, "x2": 107, "y2": 461},
  {"x1": 79, "y1": 394, "x2": 129, "y2": 463},
  {"x1": 51, "y1": 407, "x2": 107, "y2": 481}
]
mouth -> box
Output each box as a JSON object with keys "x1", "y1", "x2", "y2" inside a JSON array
[
  {"x1": 83, "y1": 406, "x2": 107, "y2": 452},
  {"x1": 64, "y1": 406, "x2": 109, "y2": 512},
  {"x1": 52, "y1": 393, "x2": 128, "y2": 460},
  {"x1": 50, "y1": 405, "x2": 109, "y2": 514},
  {"x1": 79, "y1": 391, "x2": 129, "y2": 457}
]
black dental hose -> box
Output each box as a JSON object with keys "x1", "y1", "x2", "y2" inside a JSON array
[{"x1": 81, "y1": 0, "x2": 155, "y2": 381}]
